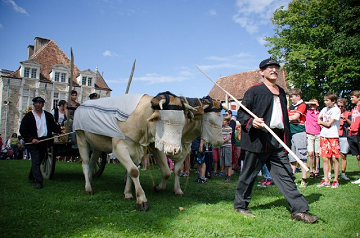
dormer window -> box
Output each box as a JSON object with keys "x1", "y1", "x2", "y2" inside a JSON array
[
  {"x1": 87, "y1": 77, "x2": 92, "y2": 86},
  {"x1": 31, "y1": 68, "x2": 37, "y2": 78},
  {"x1": 24, "y1": 67, "x2": 30, "y2": 77},
  {"x1": 20, "y1": 59, "x2": 40, "y2": 79},
  {"x1": 51, "y1": 65, "x2": 69, "y2": 83},
  {"x1": 55, "y1": 72, "x2": 60, "y2": 82},
  {"x1": 82, "y1": 76, "x2": 86, "y2": 85}
]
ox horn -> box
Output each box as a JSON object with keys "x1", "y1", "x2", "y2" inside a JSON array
[
  {"x1": 159, "y1": 99, "x2": 166, "y2": 110},
  {"x1": 202, "y1": 104, "x2": 209, "y2": 110},
  {"x1": 222, "y1": 105, "x2": 229, "y2": 111},
  {"x1": 147, "y1": 110, "x2": 160, "y2": 122},
  {"x1": 184, "y1": 103, "x2": 197, "y2": 112}
]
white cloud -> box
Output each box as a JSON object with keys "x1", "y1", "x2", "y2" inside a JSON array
[
  {"x1": 0, "y1": 23, "x2": 3, "y2": 28},
  {"x1": 4, "y1": 0, "x2": 29, "y2": 15},
  {"x1": 197, "y1": 63, "x2": 240, "y2": 71},
  {"x1": 256, "y1": 35, "x2": 267, "y2": 45},
  {"x1": 206, "y1": 56, "x2": 228, "y2": 62},
  {"x1": 135, "y1": 73, "x2": 189, "y2": 84},
  {"x1": 103, "y1": 50, "x2": 119, "y2": 57},
  {"x1": 232, "y1": 0, "x2": 290, "y2": 34},
  {"x1": 207, "y1": 9, "x2": 217, "y2": 16}
]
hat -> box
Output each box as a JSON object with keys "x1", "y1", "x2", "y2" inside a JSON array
[
  {"x1": 89, "y1": 93, "x2": 98, "y2": 99},
  {"x1": 32, "y1": 97, "x2": 45, "y2": 103},
  {"x1": 259, "y1": 58, "x2": 280, "y2": 69}
]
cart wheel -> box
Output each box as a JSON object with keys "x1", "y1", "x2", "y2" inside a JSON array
[
  {"x1": 41, "y1": 146, "x2": 56, "y2": 180},
  {"x1": 93, "y1": 152, "x2": 106, "y2": 178}
]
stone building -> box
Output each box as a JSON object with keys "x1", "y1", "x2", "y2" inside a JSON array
[
  {"x1": 208, "y1": 68, "x2": 289, "y2": 112},
  {"x1": 0, "y1": 37, "x2": 112, "y2": 139}
]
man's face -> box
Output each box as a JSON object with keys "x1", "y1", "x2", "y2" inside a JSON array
[
  {"x1": 338, "y1": 102, "x2": 345, "y2": 112},
  {"x1": 71, "y1": 93, "x2": 77, "y2": 101},
  {"x1": 33, "y1": 102, "x2": 44, "y2": 111},
  {"x1": 260, "y1": 65, "x2": 279, "y2": 82}
]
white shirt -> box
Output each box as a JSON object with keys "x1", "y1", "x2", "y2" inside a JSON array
[
  {"x1": 32, "y1": 110, "x2": 48, "y2": 137},
  {"x1": 51, "y1": 109, "x2": 65, "y2": 125},
  {"x1": 270, "y1": 95, "x2": 284, "y2": 129},
  {"x1": 319, "y1": 106, "x2": 341, "y2": 138}
]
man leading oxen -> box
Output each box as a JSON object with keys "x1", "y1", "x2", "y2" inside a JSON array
[{"x1": 73, "y1": 92, "x2": 194, "y2": 210}]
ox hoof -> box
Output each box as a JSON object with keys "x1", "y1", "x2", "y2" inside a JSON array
[
  {"x1": 86, "y1": 190, "x2": 94, "y2": 195},
  {"x1": 124, "y1": 197, "x2": 134, "y2": 201},
  {"x1": 174, "y1": 191, "x2": 184, "y2": 196},
  {"x1": 137, "y1": 202, "x2": 150, "y2": 211},
  {"x1": 154, "y1": 185, "x2": 161, "y2": 192}
]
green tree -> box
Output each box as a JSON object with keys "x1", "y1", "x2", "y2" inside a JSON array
[{"x1": 266, "y1": 0, "x2": 360, "y2": 105}]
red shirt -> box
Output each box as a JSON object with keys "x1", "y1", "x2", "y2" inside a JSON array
[
  {"x1": 339, "y1": 110, "x2": 351, "y2": 137},
  {"x1": 350, "y1": 105, "x2": 360, "y2": 135}
]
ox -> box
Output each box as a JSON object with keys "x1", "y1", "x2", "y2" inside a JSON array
[
  {"x1": 74, "y1": 93, "x2": 193, "y2": 210},
  {"x1": 151, "y1": 96, "x2": 225, "y2": 195}
]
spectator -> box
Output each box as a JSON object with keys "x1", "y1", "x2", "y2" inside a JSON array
[
  {"x1": 257, "y1": 164, "x2": 274, "y2": 187},
  {"x1": 180, "y1": 152, "x2": 190, "y2": 177},
  {"x1": 317, "y1": 93, "x2": 341, "y2": 188},
  {"x1": 234, "y1": 121, "x2": 242, "y2": 172},
  {"x1": 221, "y1": 116, "x2": 232, "y2": 183},
  {"x1": 10, "y1": 133, "x2": 19, "y2": 160},
  {"x1": 204, "y1": 143, "x2": 213, "y2": 179},
  {"x1": 348, "y1": 90, "x2": 360, "y2": 185},
  {"x1": 89, "y1": 93, "x2": 99, "y2": 100},
  {"x1": 225, "y1": 111, "x2": 236, "y2": 174},
  {"x1": 211, "y1": 146, "x2": 220, "y2": 176},
  {"x1": 52, "y1": 100, "x2": 67, "y2": 126},
  {"x1": 192, "y1": 136, "x2": 207, "y2": 183},
  {"x1": 288, "y1": 88, "x2": 308, "y2": 188},
  {"x1": 337, "y1": 98, "x2": 351, "y2": 180},
  {"x1": 305, "y1": 99, "x2": 321, "y2": 178}
]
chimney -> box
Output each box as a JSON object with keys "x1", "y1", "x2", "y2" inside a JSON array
[
  {"x1": 34, "y1": 37, "x2": 51, "y2": 54},
  {"x1": 27, "y1": 45, "x2": 34, "y2": 59}
]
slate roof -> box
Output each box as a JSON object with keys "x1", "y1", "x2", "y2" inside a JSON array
[{"x1": 208, "y1": 69, "x2": 288, "y2": 101}]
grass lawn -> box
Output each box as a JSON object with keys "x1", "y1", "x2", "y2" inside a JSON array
[{"x1": 0, "y1": 155, "x2": 359, "y2": 237}]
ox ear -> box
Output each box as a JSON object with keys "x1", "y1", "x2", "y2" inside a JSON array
[{"x1": 147, "y1": 110, "x2": 160, "y2": 122}]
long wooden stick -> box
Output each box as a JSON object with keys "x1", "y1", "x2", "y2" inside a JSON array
[
  {"x1": 125, "y1": 59, "x2": 136, "y2": 94},
  {"x1": 196, "y1": 65, "x2": 309, "y2": 171},
  {"x1": 25, "y1": 132, "x2": 76, "y2": 145}
]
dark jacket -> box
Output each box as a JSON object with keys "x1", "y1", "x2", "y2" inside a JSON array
[
  {"x1": 19, "y1": 111, "x2": 61, "y2": 148},
  {"x1": 237, "y1": 83, "x2": 291, "y2": 153}
]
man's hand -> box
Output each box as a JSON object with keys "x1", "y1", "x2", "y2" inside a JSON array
[
  {"x1": 32, "y1": 138, "x2": 40, "y2": 144},
  {"x1": 252, "y1": 118, "x2": 264, "y2": 129}
]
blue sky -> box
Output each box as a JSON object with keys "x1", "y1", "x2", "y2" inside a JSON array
[{"x1": 0, "y1": 0, "x2": 290, "y2": 98}]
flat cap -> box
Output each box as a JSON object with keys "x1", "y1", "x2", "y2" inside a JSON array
[
  {"x1": 32, "y1": 97, "x2": 45, "y2": 103},
  {"x1": 89, "y1": 93, "x2": 98, "y2": 99},
  {"x1": 259, "y1": 58, "x2": 280, "y2": 69}
]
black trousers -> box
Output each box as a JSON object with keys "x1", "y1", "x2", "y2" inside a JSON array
[
  {"x1": 234, "y1": 148, "x2": 309, "y2": 215},
  {"x1": 28, "y1": 142, "x2": 48, "y2": 184}
]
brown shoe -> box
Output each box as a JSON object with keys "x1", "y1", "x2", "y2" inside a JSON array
[
  {"x1": 291, "y1": 212, "x2": 319, "y2": 223},
  {"x1": 235, "y1": 209, "x2": 255, "y2": 218}
]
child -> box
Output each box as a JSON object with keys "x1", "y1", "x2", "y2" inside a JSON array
[
  {"x1": 317, "y1": 93, "x2": 341, "y2": 188},
  {"x1": 305, "y1": 99, "x2": 321, "y2": 178},
  {"x1": 348, "y1": 90, "x2": 360, "y2": 185},
  {"x1": 337, "y1": 98, "x2": 351, "y2": 180},
  {"x1": 221, "y1": 116, "x2": 232, "y2": 183}
]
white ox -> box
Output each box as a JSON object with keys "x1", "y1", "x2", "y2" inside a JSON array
[
  {"x1": 152, "y1": 96, "x2": 225, "y2": 195},
  {"x1": 74, "y1": 93, "x2": 190, "y2": 210}
]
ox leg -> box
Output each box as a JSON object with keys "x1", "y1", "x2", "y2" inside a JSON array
[
  {"x1": 152, "y1": 149, "x2": 171, "y2": 192},
  {"x1": 76, "y1": 131, "x2": 93, "y2": 195},
  {"x1": 173, "y1": 157, "x2": 186, "y2": 196},
  {"x1": 113, "y1": 143, "x2": 149, "y2": 211}
]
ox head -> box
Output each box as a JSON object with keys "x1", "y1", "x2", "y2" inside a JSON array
[
  {"x1": 148, "y1": 91, "x2": 192, "y2": 155},
  {"x1": 199, "y1": 96, "x2": 227, "y2": 147}
]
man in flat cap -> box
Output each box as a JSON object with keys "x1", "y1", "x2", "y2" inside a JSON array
[
  {"x1": 20, "y1": 97, "x2": 64, "y2": 189},
  {"x1": 233, "y1": 58, "x2": 319, "y2": 223}
]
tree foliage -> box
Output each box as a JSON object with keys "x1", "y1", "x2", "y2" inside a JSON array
[{"x1": 266, "y1": 0, "x2": 360, "y2": 104}]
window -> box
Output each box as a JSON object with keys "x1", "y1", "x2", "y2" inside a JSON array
[
  {"x1": 54, "y1": 72, "x2": 60, "y2": 82},
  {"x1": 24, "y1": 68, "x2": 30, "y2": 77},
  {"x1": 87, "y1": 77, "x2": 92, "y2": 86},
  {"x1": 31, "y1": 68, "x2": 37, "y2": 78},
  {"x1": 61, "y1": 73, "x2": 66, "y2": 82},
  {"x1": 82, "y1": 76, "x2": 86, "y2": 85},
  {"x1": 21, "y1": 89, "x2": 36, "y2": 112}
]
